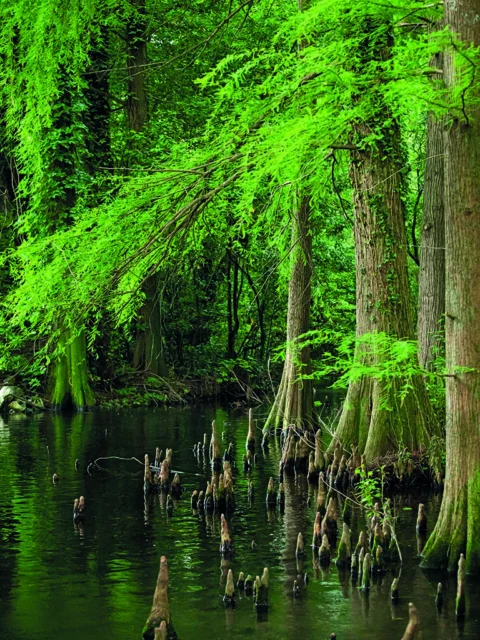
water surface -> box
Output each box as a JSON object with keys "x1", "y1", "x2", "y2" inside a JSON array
[{"x1": 0, "y1": 406, "x2": 479, "y2": 639}]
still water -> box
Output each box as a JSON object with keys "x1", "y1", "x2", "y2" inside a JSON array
[{"x1": 0, "y1": 406, "x2": 479, "y2": 639}]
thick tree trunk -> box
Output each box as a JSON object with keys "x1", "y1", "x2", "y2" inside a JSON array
[
  {"x1": 421, "y1": 0, "x2": 480, "y2": 574},
  {"x1": 417, "y1": 49, "x2": 445, "y2": 370},
  {"x1": 126, "y1": 0, "x2": 166, "y2": 375},
  {"x1": 126, "y1": 0, "x2": 148, "y2": 134},
  {"x1": 333, "y1": 19, "x2": 438, "y2": 461},
  {"x1": 50, "y1": 328, "x2": 95, "y2": 410},
  {"x1": 47, "y1": 72, "x2": 94, "y2": 409},
  {"x1": 133, "y1": 273, "x2": 168, "y2": 377},
  {"x1": 264, "y1": 195, "x2": 313, "y2": 432}
]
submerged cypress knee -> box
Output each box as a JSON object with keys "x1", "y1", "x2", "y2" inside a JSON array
[
  {"x1": 312, "y1": 512, "x2": 322, "y2": 551},
  {"x1": 237, "y1": 572, "x2": 245, "y2": 590},
  {"x1": 456, "y1": 554, "x2": 466, "y2": 618},
  {"x1": 316, "y1": 472, "x2": 326, "y2": 516},
  {"x1": 278, "y1": 482, "x2": 285, "y2": 511},
  {"x1": 144, "y1": 454, "x2": 153, "y2": 492},
  {"x1": 416, "y1": 503, "x2": 427, "y2": 533},
  {"x1": 210, "y1": 420, "x2": 222, "y2": 471},
  {"x1": 170, "y1": 473, "x2": 182, "y2": 497},
  {"x1": 401, "y1": 602, "x2": 419, "y2": 640},
  {"x1": 335, "y1": 523, "x2": 351, "y2": 568},
  {"x1": 321, "y1": 497, "x2": 338, "y2": 545},
  {"x1": 191, "y1": 490, "x2": 199, "y2": 509},
  {"x1": 143, "y1": 556, "x2": 176, "y2": 639},
  {"x1": 220, "y1": 513, "x2": 233, "y2": 555},
  {"x1": 391, "y1": 577, "x2": 399, "y2": 603},
  {"x1": 254, "y1": 568, "x2": 269, "y2": 608},
  {"x1": 435, "y1": 582, "x2": 443, "y2": 611},
  {"x1": 295, "y1": 437, "x2": 310, "y2": 472},
  {"x1": 361, "y1": 553, "x2": 371, "y2": 591},
  {"x1": 73, "y1": 496, "x2": 85, "y2": 523},
  {"x1": 154, "y1": 621, "x2": 167, "y2": 640},
  {"x1": 296, "y1": 533, "x2": 305, "y2": 558},
  {"x1": 266, "y1": 477, "x2": 277, "y2": 507},
  {"x1": 246, "y1": 408, "x2": 255, "y2": 451},
  {"x1": 223, "y1": 569, "x2": 235, "y2": 606},
  {"x1": 318, "y1": 534, "x2": 331, "y2": 566},
  {"x1": 244, "y1": 574, "x2": 254, "y2": 596}
]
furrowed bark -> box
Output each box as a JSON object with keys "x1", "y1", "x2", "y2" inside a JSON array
[{"x1": 421, "y1": 0, "x2": 480, "y2": 575}]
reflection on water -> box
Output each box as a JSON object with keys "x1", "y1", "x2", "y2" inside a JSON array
[{"x1": 0, "y1": 406, "x2": 479, "y2": 639}]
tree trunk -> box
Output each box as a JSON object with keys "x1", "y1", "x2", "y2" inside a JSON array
[
  {"x1": 47, "y1": 71, "x2": 94, "y2": 409},
  {"x1": 263, "y1": 195, "x2": 313, "y2": 432},
  {"x1": 50, "y1": 328, "x2": 95, "y2": 410},
  {"x1": 126, "y1": 0, "x2": 148, "y2": 134},
  {"x1": 332, "y1": 17, "x2": 439, "y2": 461},
  {"x1": 126, "y1": 0, "x2": 166, "y2": 376},
  {"x1": 417, "y1": 47, "x2": 445, "y2": 371},
  {"x1": 133, "y1": 273, "x2": 167, "y2": 377},
  {"x1": 421, "y1": 0, "x2": 480, "y2": 574}
]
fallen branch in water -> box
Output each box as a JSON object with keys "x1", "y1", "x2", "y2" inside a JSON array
[{"x1": 89, "y1": 455, "x2": 204, "y2": 477}]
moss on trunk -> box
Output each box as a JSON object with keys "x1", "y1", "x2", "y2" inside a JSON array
[
  {"x1": 50, "y1": 328, "x2": 94, "y2": 410},
  {"x1": 263, "y1": 195, "x2": 312, "y2": 434}
]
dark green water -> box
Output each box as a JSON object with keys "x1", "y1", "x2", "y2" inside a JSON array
[{"x1": 0, "y1": 406, "x2": 479, "y2": 639}]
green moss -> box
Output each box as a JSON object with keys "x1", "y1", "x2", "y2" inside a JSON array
[
  {"x1": 467, "y1": 471, "x2": 480, "y2": 574},
  {"x1": 50, "y1": 328, "x2": 94, "y2": 410}
]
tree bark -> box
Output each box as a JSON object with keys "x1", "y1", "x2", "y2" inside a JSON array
[
  {"x1": 421, "y1": 0, "x2": 480, "y2": 574},
  {"x1": 50, "y1": 328, "x2": 95, "y2": 410},
  {"x1": 126, "y1": 0, "x2": 167, "y2": 377},
  {"x1": 417, "y1": 45, "x2": 445, "y2": 371},
  {"x1": 126, "y1": 0, "x2": 148, "y2": 134},
  {"x1": 263, "y1": 195, "x2": 313, "y2": 432},
  {"x1": 333, "y1": 20, "x2": 439, "y2": 461}
]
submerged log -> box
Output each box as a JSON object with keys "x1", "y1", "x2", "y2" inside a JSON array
[
  {"x1": 143, "y1": 556, "x2": 176, "y2": 639},
  {"x1": 246, "y1": 408, "x2": 255, "y2": 451},
  {"x1": 401, "y1": 602, "x2": 419, "y2": 640}
]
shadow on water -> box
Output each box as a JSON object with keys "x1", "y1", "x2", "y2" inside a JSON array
[{"x1": 0, "y1": 405, "x2": 479, "y2": 639}]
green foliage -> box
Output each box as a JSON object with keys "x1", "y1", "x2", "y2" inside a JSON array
[{"x1": 0, "y1": 0, "x2": 473, "y2": 412}]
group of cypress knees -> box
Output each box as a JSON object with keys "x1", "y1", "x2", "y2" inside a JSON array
[{"x1": 70, "y1": 410, "x2": 465, "y2": 638}]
